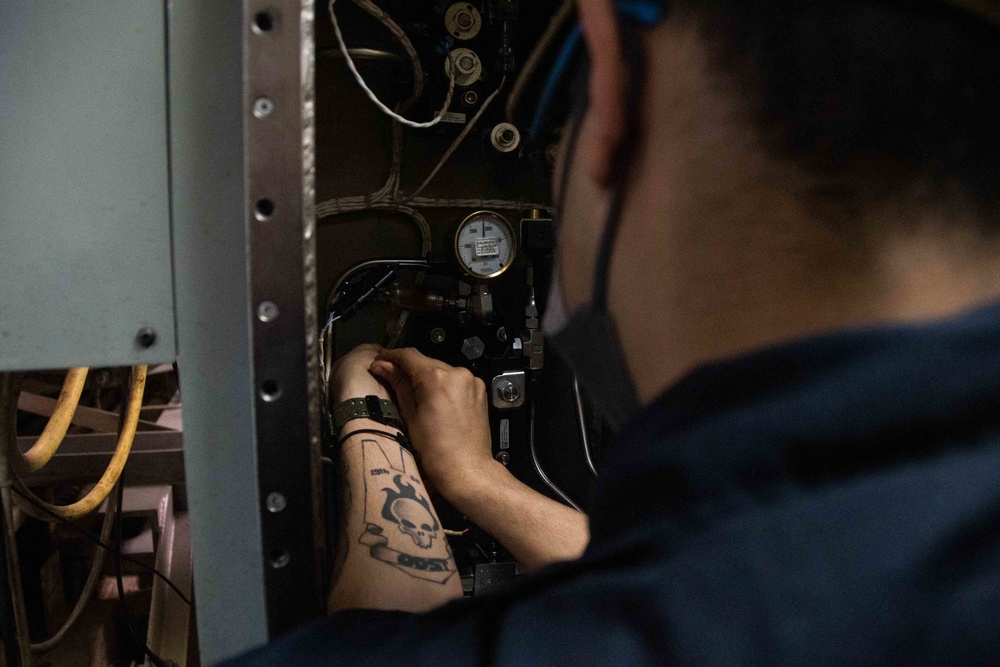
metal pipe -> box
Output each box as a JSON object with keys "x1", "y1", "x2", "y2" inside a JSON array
[
  {"x1": 325, "y1": 258, "x2": 434, "y2": 314},
  {"x1": 573, "y1": 376, "x2": 599, "y2": 478},
  {"x1": 528, "y1": 400, "x2": 583, "y2": 512}
]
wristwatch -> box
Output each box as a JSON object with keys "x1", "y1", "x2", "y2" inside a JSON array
[{"x1": 332, "y1": 395, "x2": 405, "y2": 436}]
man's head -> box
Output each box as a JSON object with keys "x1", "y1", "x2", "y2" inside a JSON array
[{"x1": 556, "y1": 0, "x2": 1000, "y2": 404}]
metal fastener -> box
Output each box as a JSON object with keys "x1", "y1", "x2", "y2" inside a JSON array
[
  {"x1": 500, "y1": 382, "x2": 520, "y2": 404},
  {"x1": 257, "y1": 301, "x2": 280, "y2": 323},
  {"x1": 462, "y1": 336, "x2": 485, "y2": 360},
  {"x1": 266, "y1": 492, "x2": 287, "y2": 513},
  {"x1": 495, "y1": 451, "x2": 510, "y2": 466},
  {"x1": 253, "y1": 97, "x2": 275, "y2": 118},
  {"x1": 431, "y1": 328, "x2": 447, "y2": 344},
  {"x1": 136, "y1": 327, "x2": 157, "y2": 349}
]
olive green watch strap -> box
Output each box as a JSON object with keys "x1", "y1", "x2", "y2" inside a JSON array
[{"x1": 333, "y1": 395, "x2": 404, "y2": 436}]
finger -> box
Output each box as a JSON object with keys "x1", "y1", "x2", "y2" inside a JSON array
[
  {"x1": 369, "y1": 361, "x2": 416, "y2": 416},
  {"x1": 369, "y1": 360, "x2": 405, "y2": 392},
  {"x1": 374, "y1": 347, "x2": 438, "y2": 377}
]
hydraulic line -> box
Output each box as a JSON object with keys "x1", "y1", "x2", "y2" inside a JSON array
[
  {"x1": 30, "y1": 483, "x2": 117, "y2": 654},
  {"x1": 573, "y1": 376, "x2": 599, "y2": 478},
  {"x1": 12, "y1": 365, "x2": 147, "y2": 522},
  {"x1": 0, "y1": 374, "x2": 33, "y2": 666},
  {"x1": 7, "y1": 367, "x2": 88, "y2": 476},
  {"x1": 529, "y1": 401, "x2": 583, "y2": 512},
  {"x1": 505, "y1": 0, "x2": 573, "y2": 123}
]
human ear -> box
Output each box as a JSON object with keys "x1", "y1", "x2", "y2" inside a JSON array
[{"x1": 576, "y1": 0, "x2": 627, "y2": 186}]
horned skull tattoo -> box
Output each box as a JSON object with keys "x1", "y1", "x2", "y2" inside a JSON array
[{"x1": 381, "y1": 475, "x2": 439, "y2": 549}]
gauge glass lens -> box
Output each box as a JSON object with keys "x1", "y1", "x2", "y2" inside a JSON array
[{"x1": 456, "y1": 212, "x2": 514, "y2": 278}]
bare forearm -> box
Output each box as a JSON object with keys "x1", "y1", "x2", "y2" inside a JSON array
[
  {"x1": 328, "y1": 421, "x2": 462, "y2": 613},
  {"x1": 448, "y1": 461, "x2": 589, "y2": 571}
]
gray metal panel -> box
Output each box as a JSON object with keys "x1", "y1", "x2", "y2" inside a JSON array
[
  {"x1": 168, "y1": 0, "x2": 269, "y2": 662},
  {"x1": 245, "y1": 0, "x2": 324, "y2": 634},
  {"x1": 0, "y1": 0, "x2": 175, "y2": 371}
]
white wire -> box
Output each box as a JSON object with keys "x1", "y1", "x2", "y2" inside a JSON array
[{"x1": 328, "y1": 0, "x2": 456, "y2": 128}]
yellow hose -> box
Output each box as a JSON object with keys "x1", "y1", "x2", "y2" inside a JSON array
[
  {"x1": 6, "y1": 367, "x2": 88, "y2": 476},
  {"x1": 13, "y1": 365, "x2": 147, "y2": 522}
]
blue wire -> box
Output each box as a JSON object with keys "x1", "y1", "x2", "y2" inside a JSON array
[
  {"x1": 529, "y1": 26, "x2": 582, "y2": 140},
  {"x1": 528, "y1": 0, "x2": 666, "y2": 140}
]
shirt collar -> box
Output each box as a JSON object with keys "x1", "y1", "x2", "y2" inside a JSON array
[{"x1": 588, "y1": 300, "x2": 1000, "y2": 547}]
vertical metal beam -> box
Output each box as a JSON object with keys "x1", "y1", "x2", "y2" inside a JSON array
[
  {"x1": 169, "y1": 1, "x2": 269, "y2": 662},
  {"x1": 244, "y1": 0, "x2": 324, "y2": 635}
]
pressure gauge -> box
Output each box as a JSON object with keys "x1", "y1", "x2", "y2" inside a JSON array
[{"x1": 454, "y1": 211, "x2": 516, "y2": 279}]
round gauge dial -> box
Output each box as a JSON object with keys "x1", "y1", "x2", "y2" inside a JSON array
[{"x1": 454, "y1": 211, "x2": 516, "y2": 279}]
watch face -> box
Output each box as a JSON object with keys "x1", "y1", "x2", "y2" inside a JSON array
[{"x1": 455, "y1": 211, "x2": 516, "y2": 279}]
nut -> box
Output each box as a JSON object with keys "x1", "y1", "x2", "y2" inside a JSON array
[
  {"x1": 461, "y1": 336, "x2": 485, "y2": 360},
  {"x1": 500, "y1": 382, "x2": 520, "y2": 404}
]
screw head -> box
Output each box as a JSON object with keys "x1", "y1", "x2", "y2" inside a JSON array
[
  {"x1": 257, "y1": 301, "x2": 280, "y2": 323},
  {"x1": 136, "y1": 327, "x2": 157, "y2": 349},
  {"x1": 253, "y1": 97, "x2": 275, "y2": 118},
  {"x1": 431, "y1": 328, "x2": 447, "y2": 344},
  {"x1": 266, "y1": 492, "x2": 287, "y2": 513},
  {"x1": 270, "y1": 550, "x2": 290, "y2": 569},
  {"x1": 500, "y1": 382, "x2": 520, "y2": 404},
  {"x1": 495, "y1": 451, "x2": 510, "y2": 466}
]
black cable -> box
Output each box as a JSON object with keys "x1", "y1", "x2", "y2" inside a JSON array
[
  {"x1": 8, "y1": 487, "x2": 191, "y2": 608},
  {"x1": 115, "y1": 471, "x2": 168, "y2": 667},
  {"x1": 0, "y1": 488, "x2": 24, "y2": 666}
]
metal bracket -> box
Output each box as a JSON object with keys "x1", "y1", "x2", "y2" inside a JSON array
[{"x1": 491, "y1": 371, "x2": 526, "y2": 409}]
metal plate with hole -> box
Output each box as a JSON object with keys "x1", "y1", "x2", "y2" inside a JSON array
[
  {"x1": 244, "y1": 0, "x2": 323, "y2": 639},
  {"x1": 444, "y1": 48, "x2": 482, "y2": 87},
  {"x1": 444, "y1": 3, "x2": 482, "y2": 40},
  {"x1": 492, "y1": 371, "x2": 526, "y2": 409}
]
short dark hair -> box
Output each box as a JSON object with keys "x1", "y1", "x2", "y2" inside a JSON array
[{"x1": 682, "y1": 0, "x2": 1000, "y2": 229}]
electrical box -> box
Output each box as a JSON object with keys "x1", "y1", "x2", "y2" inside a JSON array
[{"x1": 0, "y1": 0, "x2": 175, "y2": 371}]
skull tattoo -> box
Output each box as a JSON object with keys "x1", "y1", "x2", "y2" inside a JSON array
[{"x1": 381, "y1": 475, "x2": 439, "y2": 549}]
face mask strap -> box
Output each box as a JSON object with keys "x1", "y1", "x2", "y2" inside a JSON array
[{"x1": 591, "y1": 16, "x2": 653, "y2": 310}]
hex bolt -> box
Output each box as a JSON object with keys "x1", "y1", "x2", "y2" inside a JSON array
[
  {"x1": 431, "y1": 328, "x2": 447, "y2": 344},
  {"x1": 266, "y1": 492, "x2": 287, "y2": 513},
  {"x1": 136, "y1": 327, "x2": 157, "y2": 349},
  {"x1": 495, "y1": 451, "x2": 511, "y2": 466},
  {"x1": 253, "y1": 97, "x2": 275, "y2": 118},
  {"x1": 500, "y1": 382, "x2": 520, "y2": 404},
  {"x1": 462, "y1": 336, "x2": 485, "y2": 360},
  {"x1": 270, "y1": 550, "x2": 290, "y2": 569},
  {"x1": 257, "y1": 301, "x2": 280, "y2": 323}
]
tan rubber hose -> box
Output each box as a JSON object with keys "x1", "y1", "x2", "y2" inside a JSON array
[
  {"x1": 6, "y1": 367, "x2": 89, "y2": 476},
  {"x1": 13, "y1": 365, "x2": 147, "y2": 522}
]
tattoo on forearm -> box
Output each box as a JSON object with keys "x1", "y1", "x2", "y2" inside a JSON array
[{"x1": 358, "y1": 438, "x2": 456, "y2": 584}]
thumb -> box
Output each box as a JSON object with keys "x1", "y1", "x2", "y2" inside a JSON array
[{"x1": 369, "y1": 360, "x2": 416, "y2": 417}]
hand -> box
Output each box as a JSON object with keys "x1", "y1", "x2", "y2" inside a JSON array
[
  {"x1": 369, "y1": 348, "x2": 495, "y2": 500},
  {"x1": 329, "y1": 344, "x2": 392, "y2": 404}
]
